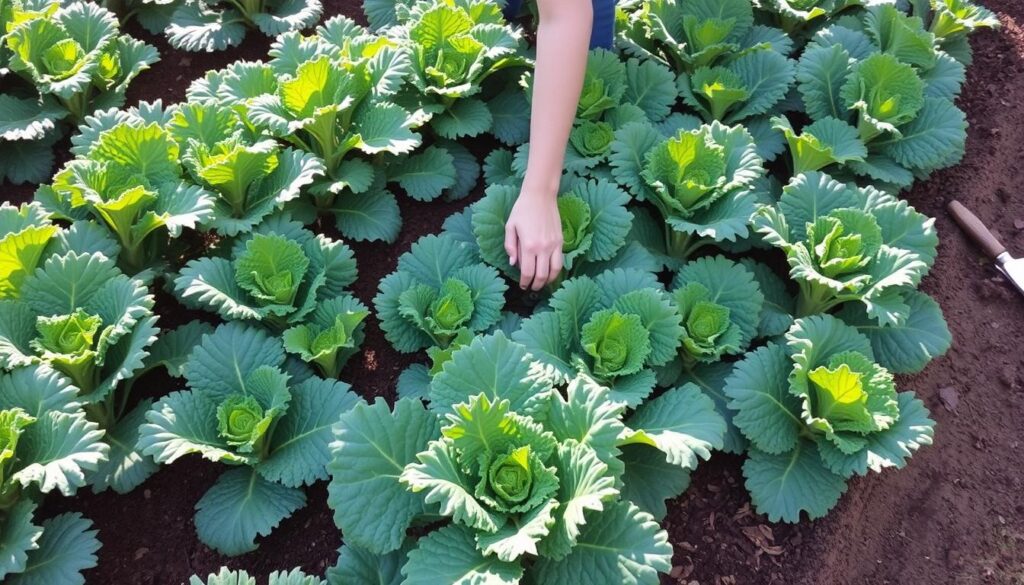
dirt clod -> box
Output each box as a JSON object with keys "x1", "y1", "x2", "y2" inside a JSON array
[{"x1": 939, "y1": 386, "x2": 960, "y2": 412}]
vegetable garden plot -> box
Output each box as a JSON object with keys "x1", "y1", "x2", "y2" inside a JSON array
[{"x1": 3, "y1": 0, "x2": 1024, "y2": 583}]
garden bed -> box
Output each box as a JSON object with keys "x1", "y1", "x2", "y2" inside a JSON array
[{"x1": 5, "y1": 0, "x2": 1024, "y2": 583}]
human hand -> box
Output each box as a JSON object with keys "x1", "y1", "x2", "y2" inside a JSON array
[{"x1": 504, "y1": 187, "x2": 564, "y2": 291}]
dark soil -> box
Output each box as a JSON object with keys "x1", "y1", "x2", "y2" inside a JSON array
[{"x1": 7, "y1": 0, "x2": 1024, "y2": 584}]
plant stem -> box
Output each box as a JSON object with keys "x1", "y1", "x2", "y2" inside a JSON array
[{"x1": 795, "y1": 282, "x2": 842, "y2": 317}]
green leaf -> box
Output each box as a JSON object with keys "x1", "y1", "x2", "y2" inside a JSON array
[
  {"x1": 546, "y1": 378, "x2": 626, "y2": 477},
  {"x1": 487, "y1": 90, "x2": 530, "y2": 146},
  {"x1": 817, "y1": 391, "x2": 934, "y2": 477},
  {"x1": 620, "y1": 444, "x2": 691, "y2": 520},
  {"x1": 400, "y1": 439, "x2": 503, "y2": 533},
  {"x1": 743, "y1": 440, "x2": 848, "y2": 523},
  {"x1": 533, "y1": 501, "x2": 671, "y2": 585},
  {"x1": 138, "y1": 388, "x2": 248, "y2": 466},
  {"x1": 477, "y1": 498, "x2": 558, "y2": 562},
  {"x1": 142, "y1": 321, "x2": 214, "y2": 379},
  {"x1": 0, "y1": 365, "x2": 85, "y2": 417},
  {"x1": 397, "y1": 364, "x2": 431, "y2": 401},
  {"x1": 796, "y1": 42, "x2": 852, "y2": 121},
  {"x1": 436, "y1": 140, "x2": 480, "y2": 200},
  {"x1": 609, "y1": 122, "x2": 663, "y2": 198},
  {"x1": 841, "y1": 53, "x2": 925, "y2": 138},
  {"x1": 251, "y1": 0, "x2": 323, "y2": 36},
  {"x1": 194, "y1": 467, "x2": 307, "y2": 556},
  {"x1": 189, "y1": 567, "x2": 255, "y2": 585},
  {"x1": 723, "y1": 343, "x2": 802, "y2": 454},
  {"x1": 259, "y1": 377, "x2": 363, "y2": 488},
  {"x1": 774, "y1": 116, "x2": 867, "y2": 174},
  {"x1": 0, "y1": 94, "x2": 64, "y2": 141},
  {"x1": 331, "y1": 189, "x2": 402, "y2": 243},
  {"x1": 328, "y1": 399, "x2": 440, "y2": 555},
  {"x1": 357, "y1": 103, "x2": 421, "y2": 155},
  {"x1": 0, "y1": 501, "x2": 42, "y2": 581},
  {"x1": 470, "y1": 183, "x2": 518, "y2": 277},
  {"x1": 864, "y1": 5, "x2": 938, "y2": 69},
  {"x1": 166, "y1": 3, "x2": 247, "y2": 52},
  {"x1": 571, "y1": 179, "x2": 634, "y2": 264},
  {"x1": 184, "y1": 322, "x2": 286, "y2": 400},
  {"x1": 837, "y1": 291, "x2": 951, "y2": 374},
  {"x1": 401, "y1": 525, "x2": 522, "y2": 585},
  {"x1": 0, "y1": 137, "x2": 59, "y2": 186},
  {"x1": 0, "y1": 223, "x2": 57, "y2": 300},
  {"x1": 739, "y1": 259, "x2": 795, "y2": 338},
  {"x1": 537, "y1": 442, "x2": 618, "y2": 559},
  {"x1": 388, "y1": 146, "x2": 457, "y2": 202},
  {"x1": 433, "y1": 98, "x2": 493, "y2": 139},
  {"x1": 581, "y1": 310, "x2": 652, "y2": 379},
  {"x1": 328, "y1": 543, "x2": 406, "y2": 585},
  {"x1": 623, "y1": 384, "x2": 726, "y2": 470},
  {"x1": 6, "y1": 512, "x2": 99, "y2": 585},
  {"x1": 511, "y1": 312, "x2": 576, "y2": 382},
  {"x1": 12, "y1": 411, "x2": 108, "y2": 496},
  {"x1": 722, "y1": 48, "x2": 796, "y2": 123},
  {"x1": 623, "y1": 57, "x2": 678, "y2": 122},
  {"x1": 878, "y1": 97, "x2": 967, "y2": 172},
  {"x1": 85, "y1": 399, "x2": 158, "y2": 494},
  {"x1": 429, "y1": 332, "x2": 557, "y2": 420},
  {"x1": 672, "y1": 255, "x2": 764, "y2": 350}
]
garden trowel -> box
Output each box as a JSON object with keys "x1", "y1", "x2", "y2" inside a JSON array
[{"x1": 948, "y1": 200, "x2": 1024, "y2": 298}]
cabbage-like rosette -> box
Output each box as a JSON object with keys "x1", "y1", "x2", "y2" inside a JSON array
[
  {"x1": 138, "y1": 322, "x2": 363, "y2": 556},
  {"x1": 772, "y1": 115, "x2": 867, "y2": 176},
  {"x1": 569, "y1": 120, "x2": 615, "y2": 160},
  {"x1": 375, "y1": 233, "x2": 507, "y2": 354},
  {"x1": 175, "y1": 215, "x2": 358, "y2": 331},
  {"x1": 472, "y1": 180, "x2": 633, "y2": 279},
  {"x1": 37, "y1": 119, "x2": 215, "y2": 274},
  {"x1": 927, "y1": 0, "x2": 999, "y2": 50},
  {"x1": 722, "y1": 315, "x2": 934, "y2": 523},
  {"x1": 796, "y1": 12, "x2": 970, "y2": 186},
  {"x1": 668, "y1": 256, "x2": 764, "y2": 364},
  {"x1": 512, "y1": 269, "x2": 683, "y2": 408},
  {"x1": 157, "y1": 0, "x2": 323, "y2": 53},
  {"x1": 678, "y1": 48, "x2": 796, "y2": 124},
  {"x1": 234, "y1": 36, "x2": 431, "y2": 242},
  {"x1": 639, "y1": 121, "x2": 764, "y2": 257},
  {"x1": 757, "y1": 0, "x2": 844, "y2": 32},
  {"x1": 617, "y1": 0, "x2": 792, "y2": 73},
  {"x1": 840, "y1": 53, "x2": 926, "y2": 141},
  {"x1": 0, "y1": 251, "x2": 157, "y2": 405},
  {"x1": 169, "y1": 101, "x2": 325, "y2": 237},
  {"x1": 0, "y1": 0, "x2": 158, "y2": 185},
  {"x1": 384, "y1": 0, "x2": 527, "y2": 140},
  {"x1": 397, "y1": 392, "x2": 668, "y2": 582},
  {"x1": 0, "y1": 385, "x2": 106, "y2": 584},
  {"x1": 752, "y1": 172, "x2": 938, "y2": 325},
  {"x1": 282, "y1": 294, "x2": 369, "y2": 379},
  {"x1": 329, "y1": 332, "x2": 725, "y2": 583}
]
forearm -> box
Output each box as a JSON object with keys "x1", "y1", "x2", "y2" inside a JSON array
[{"x1": 521, "y1": 0, "x2": 592, "y2": 198}]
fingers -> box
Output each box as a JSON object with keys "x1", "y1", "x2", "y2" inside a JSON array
[
  {"x1": 518, "y1": 250, "x2": 536, "y2": 290},
  {"x1": 505, "y1": 222, "x2": 519, "y2": 266},
  {"x1": 549, "y1": 249, "x2": 563, "y2": 281},
  {"x1": 531, "y1": 253, "x2": 550, "y2": 291}
]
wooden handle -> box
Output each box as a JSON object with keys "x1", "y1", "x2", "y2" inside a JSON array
[{"x1": 948, "y1": 200, "x2": 1006, "y2": 260}]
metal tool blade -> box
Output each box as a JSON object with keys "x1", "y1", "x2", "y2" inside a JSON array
[{"x1": 998, "y1": 253, "x2": 1024, "y2": 297}]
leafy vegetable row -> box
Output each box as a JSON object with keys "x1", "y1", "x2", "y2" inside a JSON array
[
  {"x1": 1, "y1": 0, "x2": 159, "y2": 185},
  {"x1": 0, "y1": 0, "x2": 999, "y2": 583}
]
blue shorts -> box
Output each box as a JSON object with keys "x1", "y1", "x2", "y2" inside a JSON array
[{"x1": 502, "y1": 0, "x2": 617, "y2": 50}]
